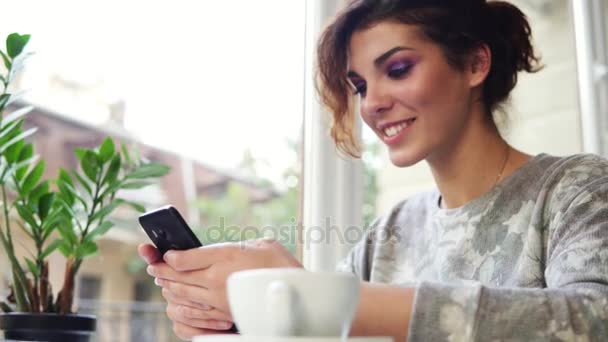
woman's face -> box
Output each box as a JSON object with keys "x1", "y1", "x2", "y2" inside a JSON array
[{"x1": 347, "y1": 21, "x2": 481, "y2": 167}]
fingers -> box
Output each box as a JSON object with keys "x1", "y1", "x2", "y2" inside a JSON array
[
  {"x1": 163, "y1": 243, "x2": 236, "y2": 272},
  {"x1": 166, "y1": 302, "x2": 233, "y2": 329},
  {"x1": 148, "y1": 263, "x2": 208, "y2": 288},
  {"x1": 161, "y1": 287, "x2": 212, "y2": 312},
  {"x1": 138, "y1": 243, "x2": 162, "y2": 264},
  {"x1": 172, "y1": 321, "x2": 230, "y2": 341},
  {"x1": 156, "y1": 278, "x2": 225, "y2": 310}
]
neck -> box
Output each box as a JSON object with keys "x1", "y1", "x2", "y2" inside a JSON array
[{"x1": 427, "y1": 113, "x2": 511, "y2": 209}]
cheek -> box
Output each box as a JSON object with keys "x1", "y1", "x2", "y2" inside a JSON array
[
  {"x1": 401, "y1": 66, "x2": 470, "y2": 124},
  {"x1": 360, "y1": 111, "x2": 375, "y2": 130},
  {"x1": 401, "y1": 67, "x2": 452, "y2": 108}
]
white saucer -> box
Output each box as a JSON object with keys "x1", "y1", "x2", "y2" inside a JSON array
[{"x1": 193, "y1": 336, "x2": 393, "y2": 342}]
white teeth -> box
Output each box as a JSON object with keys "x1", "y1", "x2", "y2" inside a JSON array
[{"x1": 383, "y1": 121, "x2": 409, "y2": 137}]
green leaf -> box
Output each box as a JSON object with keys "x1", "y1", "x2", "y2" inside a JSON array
[
  {"x1": 17, "y1": 142, "x2": 33, "y2": 162},
  {"x1": 41, "y1": 207, "x2": 63, "y2": 240},
  {"x1": 58, "y1": 180, "x2": 89, "y2": 211},
  {"x1": 11, "y1": 155, "x2": 38, "y2": 173},
  {"x1": 56, "y1": 219, "x2": 77, "y2": 246},
  {"x1": 29, "y1": 180, "x2": 49, "y2": 205},
  {"x1": 99, "y1": 179, "x2": 120, "y2": 199},
  {"x1": 15, "y1": 203, "x2": 38, "y2": 230},
  {"x1": 56, "y1": 181, "x2": 75, "y2": 207},
  {"x1": 90, "y1": 199, "x2": 124, "y2": 223},
  {"x1": 76, "y1": 241, "x2": 98, "y2": 258},
  {"x1": 59, "y1": 168, "x2": 74, "y2": 187},
  {"x1": 58, "y1": 241, "x2": 72, "y2": 257},
  {"x1": 98, "y1": 137, "x2": 115, "y2": 163},
  {"x1": 81, "y1": 151, "x2": 99, "y2": 182},
  {"x1": 2, "y1": 106, "x2": 33, "y2": 128},
  {"x1": 102, "y1": 154, "x2": 121, "y2": 186},
  {"x1": 15, "y1": 143, "x2": 34, "y2": 180},
  {"x1": 25, "y1": 258, "x2": 39, "y2": 278},
  {"x1": 73, "y1": 171, "x2": 92, "y2": 196},
  {"x1": 11, "y1": 265, "x2": 32, "y2": 311},
  {"x1": 21, "y1": 160, "x2": 45, "y2": 194},
  {"x1": 0, "y1": 94, "x2": 10, "y2": 111},
  {"x1": 0, "y1": 50, "x2": 11, "y2": 69},
  {"x1": 125, "y1": 200, "x2": 146, "y2": 213},
  {"x1": 38, "y1": 192, "x2": 55, "y2": 221},
  {"x1": 40, "y1": 240, "x2": 61, "y2": 260},
  {"x1": 0, "y1": 119, "x2": 22, "y2": 144},
  {"x1": 74, "y1": 148, "x2": 87, "y2": 161},
  {"x1": 2, "y1": 127, "x2": 37, "y2": 158},
  {"x1": 127, "y1": 163, "x2": 170, "y2": 179},
  {"x1": 119, "y1": 180, "x2": 153, "y2": 189},
  {"x1": 4, "y1": 139, "x2": 23, "y2": 163},
  {"x1": 120, "y1": 143, "x2": 134, "y2": 167},
  {"x1": 86, "y1": 221, "x2": 114, "y2": 241},
  {"x1": 6, "y1": 33, "x2": 30, "y2": 59}
]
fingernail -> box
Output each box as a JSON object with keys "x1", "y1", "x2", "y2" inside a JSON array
[
  {"x1": 139, "y1": 254, "x2": 150, "y2": 263},
  {"x1": 154, "y1": 278, "x2": 161, "y2": 286},
  {"x1": 146, "y1": 265, "x2": 155, "y2": 276},
  {"x1": 219, "y1": 321, "x2": 233, "y2": 329},
  {"x1": 164, "y1": 251, "x2": 175, "y2": 263}
]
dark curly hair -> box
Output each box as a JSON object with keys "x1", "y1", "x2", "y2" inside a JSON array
[{"x1": 316, "y1": 0, "x2": 543, "y2": 157}]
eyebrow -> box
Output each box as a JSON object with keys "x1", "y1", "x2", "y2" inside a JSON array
[{"x1": 347, "y1": 46, "x2": 413, "y2": 78}]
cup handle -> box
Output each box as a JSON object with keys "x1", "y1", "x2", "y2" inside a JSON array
[{"x1": 265, "y1": 280, "x2": 296, "y2": 336}]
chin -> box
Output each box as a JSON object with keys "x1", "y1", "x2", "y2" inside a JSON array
[{"x1": 388, "y1": 148, "x2": 425, "y2": 167}]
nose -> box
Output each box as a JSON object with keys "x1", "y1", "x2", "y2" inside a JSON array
[{"x1": 360, "y1": 82, "x2": 392, "y2": 118}]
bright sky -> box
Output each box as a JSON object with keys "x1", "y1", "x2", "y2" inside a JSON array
[{"x1": 0, "y1": 1, "x2": 307, "y2": 185}]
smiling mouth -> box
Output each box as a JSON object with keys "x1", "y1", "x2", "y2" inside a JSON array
[{"x1": 381, "y1": 118, "x2": 416, "y2": 138}]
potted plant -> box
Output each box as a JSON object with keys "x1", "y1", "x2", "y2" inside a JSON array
[{"x1": 0, "y1": 33, "x2": 171, "y2": 341}]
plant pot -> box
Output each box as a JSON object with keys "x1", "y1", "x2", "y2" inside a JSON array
[{"x1": 0, "y1": 312, "x2": 96, "y2": 342}]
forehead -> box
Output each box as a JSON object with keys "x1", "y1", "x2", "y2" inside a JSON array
[{"x1": 347, "y1": 21, "x2": 426, "y2": 69}]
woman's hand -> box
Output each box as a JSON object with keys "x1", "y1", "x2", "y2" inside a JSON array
[
  {"x1": 146, "y1": 238, "x2": 302, "y2": 313},
  {"x1": 139, "y1": 239, "x2": 302, "y2": 340},
  {"x1": 162, "y1": 287, "x2": 236, "y2": 331},
  {"x1": 138, "y1": 244, "x2": 237, "y2": 340}
]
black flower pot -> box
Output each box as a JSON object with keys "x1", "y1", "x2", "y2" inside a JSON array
[{"x1": 0, "y1": 313, "x2": 96, "y2": 342}]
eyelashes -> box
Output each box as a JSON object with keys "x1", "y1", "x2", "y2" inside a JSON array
[
  {"x1": 350, "y1": 60, "x2": 415, "y2": 96},
  {"x1": 387, "y1": 60, "x2": 413, "y2": 78},
  {"x1": 352, "y1": 81, "x2": 366, "y2": 95}
]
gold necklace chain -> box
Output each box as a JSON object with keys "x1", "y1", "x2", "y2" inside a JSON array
[
  {"x1": 493, "y1": 144, "x2": 510, "y2": 189},
  {"x1": 438, "y1": 144, "x2": 510, "y2": 209}
]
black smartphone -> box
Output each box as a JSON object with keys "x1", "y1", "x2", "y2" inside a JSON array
[
  {"x1": 138, "y1": 205, "x2": 202, "y2": 256},
  {"x1": 138, "y1": 205, "x2": 239, "y2": 333}
]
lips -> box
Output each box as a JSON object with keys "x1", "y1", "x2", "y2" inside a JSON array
[{"x1": 378, "y1": 118, "x2": 416, "y2": 146}]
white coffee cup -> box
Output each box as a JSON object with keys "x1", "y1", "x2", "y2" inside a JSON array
[{"x1": 227, "y1": 268, "x2": 360, "y2": 338}]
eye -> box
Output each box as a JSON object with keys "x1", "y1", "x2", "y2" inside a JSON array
[
  {"x1": 353, "y1": 81, "x2": 367, "y2": 95},
  {"x1": 387, "y1": 61, "x2": 413, "y2": 79},
  {"x1": 349, "y1": 79, "x2": 367, "y2": 96}
]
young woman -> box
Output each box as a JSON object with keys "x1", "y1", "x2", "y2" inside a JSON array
[{"x1": 139, "y1": 0, "x2": 608, "y2": 340}]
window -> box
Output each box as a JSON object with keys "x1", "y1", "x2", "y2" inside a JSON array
[{"x1": 78, "y1": 275, "x2": 101, "y2": 300}]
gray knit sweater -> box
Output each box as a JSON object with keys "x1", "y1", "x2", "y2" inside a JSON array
[{"x1": 338, "y1": 153, "x2": 608, "y2": 341}]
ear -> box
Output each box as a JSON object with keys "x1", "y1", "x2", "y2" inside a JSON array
[{"x1": 467, "y1": 44, "x2": 492, "y2": 88}]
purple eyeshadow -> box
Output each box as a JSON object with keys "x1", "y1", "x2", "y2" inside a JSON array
[{"x1": 387, "y1": 60, "x2": 413, "y2": 73}]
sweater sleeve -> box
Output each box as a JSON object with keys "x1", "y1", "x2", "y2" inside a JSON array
[{"x1": 407, "y1": 181, "x2": 608, "y2": 341}]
